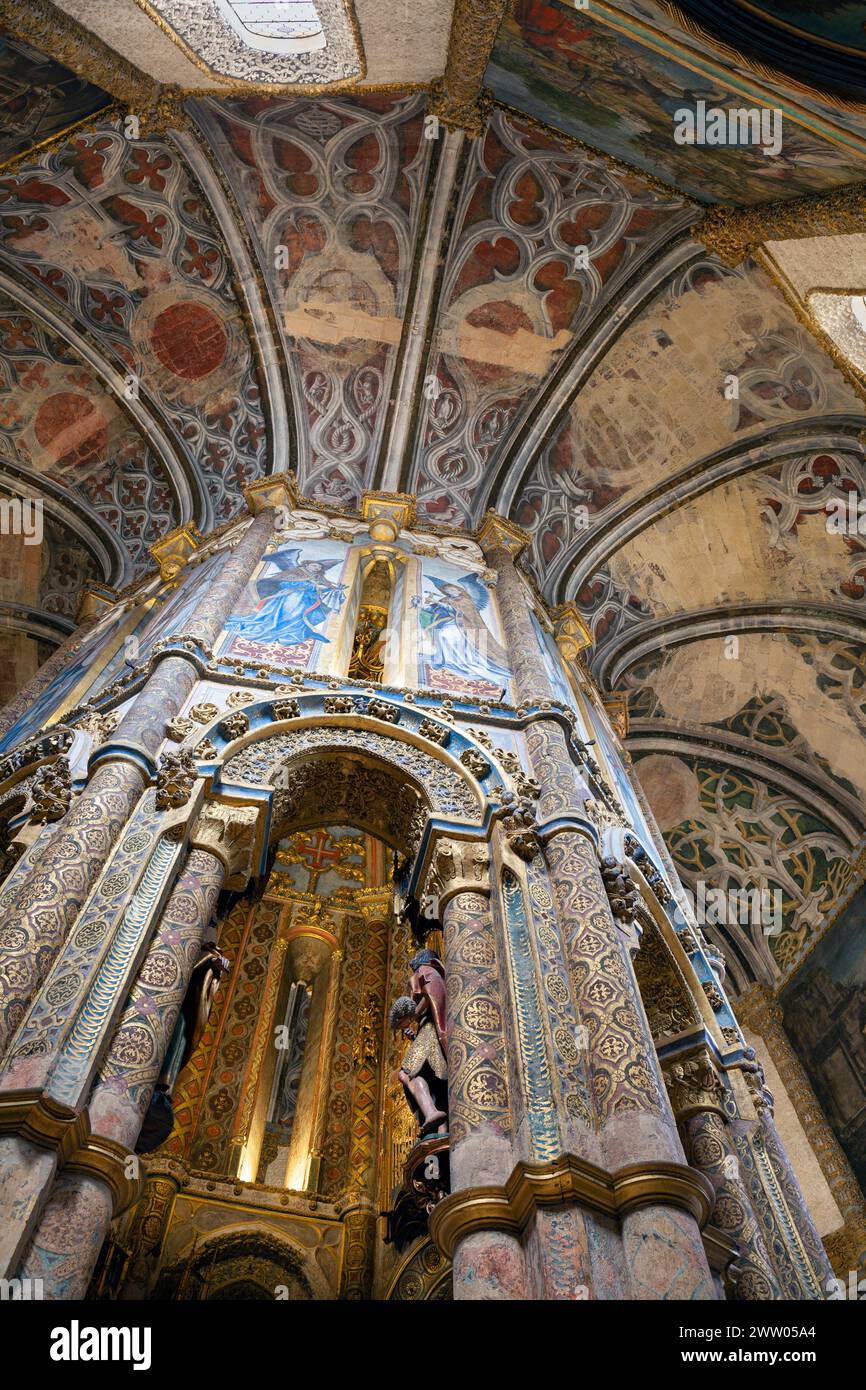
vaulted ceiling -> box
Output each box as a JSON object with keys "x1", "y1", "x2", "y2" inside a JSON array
[{"x1": 0, "y1": 0, "x2": 865, "y2": 991}]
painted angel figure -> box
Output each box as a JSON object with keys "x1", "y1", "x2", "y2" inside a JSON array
[
  {"x1": 224, "y1": 548, "x2": 346, "y2": 647},
  {"x1": 417, "y1": 572, "x2": 511, "y2": 687}
]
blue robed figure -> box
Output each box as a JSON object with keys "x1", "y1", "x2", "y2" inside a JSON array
[{"x1": 224, "y1": 548, "x2": 346, "y2": 646}]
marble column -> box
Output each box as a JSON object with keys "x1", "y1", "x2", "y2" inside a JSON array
[
  {"x1": 737, "y1": 983, "x2": 866, "y2": 1279},
  {"x1": 480, "y1": 514, "x2": 714, "y2": 1300},
  {"x1": 0, "y1": 511, "x2": 273, "y2": 1060},
  {"x1": 441, "y1": 887, "x2": 528, "y2": 1300},
  {"x1": 16, "y1": 849, "x2": 225, "y2": 1299},
  {"x1": 664, "y1": 1049, "x2": 780, "y2": 1300}
]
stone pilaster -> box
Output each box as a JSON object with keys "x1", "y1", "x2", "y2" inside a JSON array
[
  {"x1": 0, "y1": 509, "x2": 274, "y2": 1061},
  {"x1": 14, "y1": 848, "x2": 225, "y2": 1297},
  {"x1": 479, "y1": 515, "x2": 713, "y2": 1299},
  {"x1": 119, "y1": 1162, "x2": 184, "y2": 1300},
  {"x1": 441, "y1": 882, "x2": 528, "y2": 1299},
  {"x1": 664, "y1": 1050, "x2": 780, "y2": 1300},
  {"x1": 738, "y1": 984, "x2": 865, "y2": 1281}
]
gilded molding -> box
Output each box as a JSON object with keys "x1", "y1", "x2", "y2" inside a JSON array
[
  {"x1": 698, "y1": 183, "x2": 866, "y2": 266},
  {"x1": 428, "y1": 0, "x2": 509, "y2": 136},
  {"x1": 0, "y1": 1091, "x2": 143, "y2": 1215},
  {"x1": 430, "y1": 1153, "x2": 714, "y2": 1258}
]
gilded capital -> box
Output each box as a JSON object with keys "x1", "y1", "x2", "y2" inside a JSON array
[
  {"x1": 477, "y1": 511, "x2": 530, "y2": 561},
  {"x1": 244, "y1": 472, "x2": 300, "y2": 517},
  {"x1": 361, "y1": 491, "x2": 416, "y2": 541},
  {"x1": 150, "y1": 523, "x2": 202, "y2": 582},
  {"x1": 552, "y1": 602, "x2": 592, "y2": 660}
]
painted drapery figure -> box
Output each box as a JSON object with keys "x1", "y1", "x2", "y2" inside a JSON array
[
  {"x1": 416, "y1": 572, "x2": 511, "y2": 689},
  {"x1": 224, "y1": 547, "x2": 346, "y2": 647}
]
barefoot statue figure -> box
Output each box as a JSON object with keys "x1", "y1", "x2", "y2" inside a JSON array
[{"x1": 389, "y1": 986, "x2": 448, "y2": 1139}]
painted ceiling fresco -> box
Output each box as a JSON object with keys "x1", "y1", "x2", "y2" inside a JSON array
[
  {"x1": 0, "y1": 25, "x2": 111, "y2": 169},
  {"x1": 485, "y1": 1, "x2": 866, "y2": 204},
  {"x1": 0, "y1": 10, "x2": 864, "y2": 994}
]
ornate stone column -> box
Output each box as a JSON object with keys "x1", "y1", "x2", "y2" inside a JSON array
[
  {"x1": 437, "y1": 855, "x2": 529, "y2": 1300},
  {"x1": 737, "y1": 985, "x2": 859, "y2": 1280},
  {"x1": 15, "y1": 846, "x2": 226, "y2": 1298},
  {"x1": 0, "y1": 508, "x2": 275, "y2": 1059},
  {"x1": 664, "y1": 1049, "x2": 781, "y2": 1300},
  {"x1": 119, "y1": 1160, "x2": 185, "y2": 1300},
  {"x1": 479, "y1": 514, "x2": 714, "y2": 1299}
]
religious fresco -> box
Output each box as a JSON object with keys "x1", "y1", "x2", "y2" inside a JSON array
[
  {"x1": 0, "y1": 121, "x2": 268, "y2": 523},
  {"x1": 273, "y1": 825, "x2": 388, "y2": 895},
  {"x1": 0, "y1": 290, "x2": 179, "y2": 574},
  {"x1": 408, "y1": 106, "x2": 687, "y2": 527},
  {"x1": 0, "y1": 28, "x2": 110, "y2": 169},
  {"x1": 0, "y1": 595, "x2": 134, "y2": 752},
  {"x1": 218, "y1": 537, "x2": 349, "y2": 670},
  {"x1": 486, "y1": 0, "x2": 866, "y2": 204},
  {"x1": 782, "y1": 882, "x2": 866, "y2": 1193},
  {"x1": 633, "y1": 750, "x2": 855, "y2": 986},
  {"x1": 414, "y1": 556, "x2": 512, "y2": 700},
  {"x1": 193, "y1": 92, "x2": 431, "y2": 509}
]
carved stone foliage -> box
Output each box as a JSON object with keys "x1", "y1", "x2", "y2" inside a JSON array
[
  {"x1": 633, "y1": 921, "x2": 699, "y2": 1042},
  {"x1": 0, "y1": 728, "x2": 75, "y2": 785},
  {"x1": 426, "y1": 838, "x2": 489, "y2": 900},
  {"x1": 189, "y1": 703, "x2": 220, "y2": 725},
  {"x1": 155, "y1": 749, "x2": 197, "y2": 811},
  {"x1": 165, "y1": 716, "x2": 197, "y2": 743},
  {"x1": 29, "y1": 757, "x2": 72, "y2": 824},
  {"x1": 223, "y1": 728, "x2": 480, "y2": 823},
  {"x1": 459, "y1": 748, "x2": 490, "y2": 780},
  {"x1": 663, "y1": 1049, "x2": 726, "y2": 1119},
  {"x1": 501, "y1": 796, "x2": 540, "y2": 862},
  {"x1": 191, "y1": 803, "x2": 259, "y2": 885},
  {"x1": 600, "y1": 856, "x2": 640, "y2": 926},
  {"x1": 418, "y1": 719, "x2": 450, "y2": 746},
  {"x1": 366, "y1": 698, "x2": 400, "y2": 724},
  {"x1": 272, "y1": 699, "x2": 301, "y2": 721},
  {"x1": 220, "y1": 711, "x2": 249, "y2": 740}
]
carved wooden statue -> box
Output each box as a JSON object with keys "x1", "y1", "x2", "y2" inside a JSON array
[{"x1": 389, "y1": 990, "x2": 448, "y2": 1139}]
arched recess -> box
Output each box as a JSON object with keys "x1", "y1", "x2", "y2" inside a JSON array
[
  {"x1": 184, "y1": 696, "x2": 500, "y2": 886},
  {"x1": 153, "y1": 1225, "x2": 326, "y2": 1301}
]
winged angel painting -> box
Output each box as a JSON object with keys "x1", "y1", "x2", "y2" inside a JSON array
[
  {"x1": 223, "y1": 545, "x2": 347, "y2": 665},
  {"x1": 415, "y1": 569, "x2": 512, "y2": 700}
]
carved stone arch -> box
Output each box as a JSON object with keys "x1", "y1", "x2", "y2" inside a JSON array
[
  {"x1": 632, "y1": 908, "x2": 702, "y2": 1047},
  {"x1": 629, "y1": 872, "x2": 725, "y2": 1045},
  {"x1": 385, "y1": 1235, "x2": 453, "y2": 1301},
  {"x1": 155, "y1": 1224, "x2": 325, "y2": 1300},
  {"x1": 205, "y1": 705, "x2": 492, "y2": 861}
]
